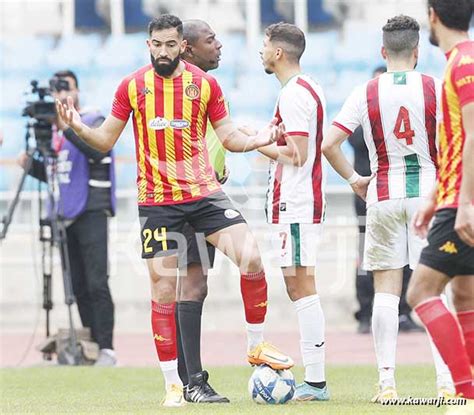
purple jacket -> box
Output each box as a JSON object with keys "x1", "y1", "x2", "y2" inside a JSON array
[{"x1": 55, "y1": 111, "x2": 116, "y2": 219}]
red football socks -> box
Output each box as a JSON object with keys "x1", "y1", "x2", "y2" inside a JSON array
[
  {"x1": 241, "y1": 270, "x2": 267, "y2": 324},
  {"x1": 457, "y1": 310, "x2": 474, "y2": 366},
  {"x1": 151, "y1": 301, "x2": 177, "y2": 362},
  {"x1": 415, "y1": 297, "x2": 473, "y2": 397}
]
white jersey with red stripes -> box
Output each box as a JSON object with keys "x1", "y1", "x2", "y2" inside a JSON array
[
  {"x1": 266, "y1": 74, "x2": 326, "y2": 224},
  {"x1": 333, "y1": 71, "x2": 441, "y2": 207}
]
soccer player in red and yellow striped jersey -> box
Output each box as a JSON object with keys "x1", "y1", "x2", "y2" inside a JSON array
[
  {"x1": 436, "y1": 40, "x2": 474, "y2": 211},
  {"x1": 56, "y1": 14, "x2": 293, "y2": 407},
  {"x1": 111, "y1": 57, "x2": 224, "y2": 206},
  {"x1": 407, "y1": 0, "x2": 474, "y2": 399}
]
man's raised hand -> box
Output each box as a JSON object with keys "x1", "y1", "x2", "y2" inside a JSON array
[{"x1": 55, "y1": 96, "x2": 83, "y2": 134}]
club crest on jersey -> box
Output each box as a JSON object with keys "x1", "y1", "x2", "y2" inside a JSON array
[
  {"x1": 185, "y1": 83, "x2": 200, "y2": 100},
  {"x1": 149, "y1": 117, "x2": 169, "y2": 130},
  {"x1": 169, "y1": 119, "x2": 190, "y2": 129},
  {"x1": 279, "y1": 202, "x2": 287, "y2": 212}
]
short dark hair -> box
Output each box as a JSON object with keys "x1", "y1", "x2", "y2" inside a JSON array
[
  {"x1": 182, "y1": 19, "x2": 209, "y2": 46},
  {"x1": 265, "y1": 22, "x2": 306, "y2": 61},
  {"x1": 148, "y1": 14, "x2": 183, "y2": 37},
  {"x1": 53, "y1": 69, "x2": 79, "y2": 88},
  {"x1": 382, "y1": 15, "x2": 420, "y2": 58},
  {"x1": 428, "y1": 0, "x2": 472, "y2": 31}
]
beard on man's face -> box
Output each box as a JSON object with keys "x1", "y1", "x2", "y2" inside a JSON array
[
  {"x1": 151, "y1": 54, "x2": 180, "y2": 77},
  {"x1": 262, "y1": 59, "x2": 274, "y2": 74},
  {"x1": 429, "y1": 28, "x2": 439, "y2": 46}
]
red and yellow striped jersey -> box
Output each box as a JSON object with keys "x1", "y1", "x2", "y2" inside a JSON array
[
  {"x1": 111, "y1": 61, "x2": 228, "y2": 205},
  {"x1": 437, "y1": 40, "x2": 474, "y2": 210}
]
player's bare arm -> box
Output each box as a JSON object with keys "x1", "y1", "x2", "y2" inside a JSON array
[
  {"x1": 241, "y1": 125, "x2": 309, "y2": 165},
  {"x1": 258, "y1": 133, "x2": 308, "y2": 167},
  {"x1": 212, "y1": 116, "x2": 285, "y2": 152},
  {"x1": 322, "y1": 124, "x2": 374, "y2": 201},
  {"x1": 455, "y1": 102, "x2": 474, "y2": 246},
  {"x1": 56, "y1": 96, "x2": 127, "y2": 152}
]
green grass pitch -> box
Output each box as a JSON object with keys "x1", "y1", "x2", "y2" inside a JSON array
[{"x1": 0, "y1": 365, "x2": 459, "y2": 414}]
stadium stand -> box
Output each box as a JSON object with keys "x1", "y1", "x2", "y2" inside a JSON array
[
  {"x1": 0, "y1": 29, "x2": 448, "y2": 191},
  {"x1": 2, "y1": 0, "x2": 469, "y2": 193}
]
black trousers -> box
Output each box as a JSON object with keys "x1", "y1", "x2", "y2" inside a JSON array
[
  {"x1": 354, "y1": 197, "x2": 412, "y2": 321},
  {"x1": 66, "y1": 210, "x2": 114, "y2": 349}
]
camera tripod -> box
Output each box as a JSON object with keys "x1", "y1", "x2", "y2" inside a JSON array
[{"x1": 1, "y1": 131, "x2": 83, "y2": 365}]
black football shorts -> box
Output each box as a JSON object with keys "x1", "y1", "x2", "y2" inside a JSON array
[
  {"x1": 419, "y1": 208, "x2": 474, "y2": 277},
  {"x1": 181, "y1": 222, "x2": 216, "y2": 269},
  {"x1": 138, "y1": 191, "x2": 246, "y2": 261}
]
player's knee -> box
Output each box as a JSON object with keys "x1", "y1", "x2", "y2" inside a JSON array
[
  {"x1": 245, "y1": 252, "x2": 263, "y2": 273},
  {"x1": 180, "y1": 279, "x2": 208, "y2": 302},
  {"x1": 156, "y1": 285, "x2": 176, "y2": 303},
  {"x1": 285, "y1": 279, "x2": 301, "y2": 301},
  {"x1": 451, "y1": 287, "x2": 472, "y2": 312},
  {"x1": 151, "y1": 277, "x2": 176, "y2": 303}
]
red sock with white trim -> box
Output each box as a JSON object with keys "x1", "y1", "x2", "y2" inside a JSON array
[
  {"x1": 415, "y1": 298, "x2": 473, "y2": 397},
  {"x1": 241, "y1": 270, "x2": 267, "y2": 350},
  {"x1": 151, "y1": 301, "x2": 181, "y2": 387}
]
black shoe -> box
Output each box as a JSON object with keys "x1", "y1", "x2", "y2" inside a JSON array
[
  {"x1": 357, "y1": 319, "x2": 371, "y2": 334},
  {"x1": 185, "y1": 370, "x2": 230, "y2": 403},
  {"x1": 399, "y1": 314, "x2": 424, "y2": 332}
]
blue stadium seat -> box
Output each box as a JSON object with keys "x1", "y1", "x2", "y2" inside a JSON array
[
  {"x1": 2, "y1": 36, "x2": 54, "y2": 72},
  {"x1": 326, "y1": 69, "x2": 370, "y2": 106},
  {"x1": 302, "y1": 31, "x2": 338, "y2": 70},
  {"x1": 217, "y1": 34, "x2": 245, "y2": 65},
  {"x1": 75, "y1": 0, "x2": 107, "y2": 30},
  {"x1": 0, "y1": 76, "x2": 32, "y2": 114},
  {"x1": 1, "y1": 115, "x2": 27, "y2": 157},
  {"x1": 308, "y1": 0, "x2": 334, "y2": 26},
  {"x1": 333, "y1": 24, "x2": 381, "y2": 71},
  {"x1": 124, "y1": 0, "x2": 150, "y2": 31},
  {"x1": 94, "y1": 33, "x2": 147, "y2": 71},
  {"x1": 229, "y1": 72, "x2": 278, "y2": 119},
  {"x1": 46, "y1": 34, "x2": 102, "y2": 70}
]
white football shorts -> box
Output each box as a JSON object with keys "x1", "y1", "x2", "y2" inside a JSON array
[
  {"x1": 269, "y1": 223, "x2": 323, "y2": 267},
  {"x1": 363, "y1": 197, "x2": 426, "y2": 271}
]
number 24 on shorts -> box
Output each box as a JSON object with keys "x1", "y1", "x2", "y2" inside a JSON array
[{"x1": 143, "y1": 227, "x2": 168, "y2": 253}]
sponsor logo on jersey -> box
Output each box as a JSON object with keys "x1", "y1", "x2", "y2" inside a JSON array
[
  {"x1": 149, "y1": 117, "x2": 169, "y2": 130},
  {"x1": 141, "y1": 87, "x2": 152, "y2": 95},
  {"x1": 315, "y1": 341, "x2": 325, "y2": 348},
  {"x1": 224, "y1": 209, "x2": 240, "y2": 219},
  {"x1": 439, "y1": 241, "x2": 458, "y2": 255},
  {"x1": 456, "y1": 75, "x2": 474, "y2": 88},
  {"x1": 169, "y1": 119, "x2": 190, "y2": 129},
  {"x1": 154, "y1": 334, "x2": 170, "y2": 342},
  {"x1": 254, "y1": 301, "x2": 268, "y2": 308},
  {"x1": 279, "y1": 202, "x2": 287, "y2": 212},
  {"x1": 185, "y1": 83, "x2": 200, "y2": 100},
  {"x1": 459, "y1": 55, "x2": 474, "y2": 66}
]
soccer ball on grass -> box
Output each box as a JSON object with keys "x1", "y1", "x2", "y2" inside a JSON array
[{"x1": 248, "y1": 364, "x2": 295, "y2": 404}]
